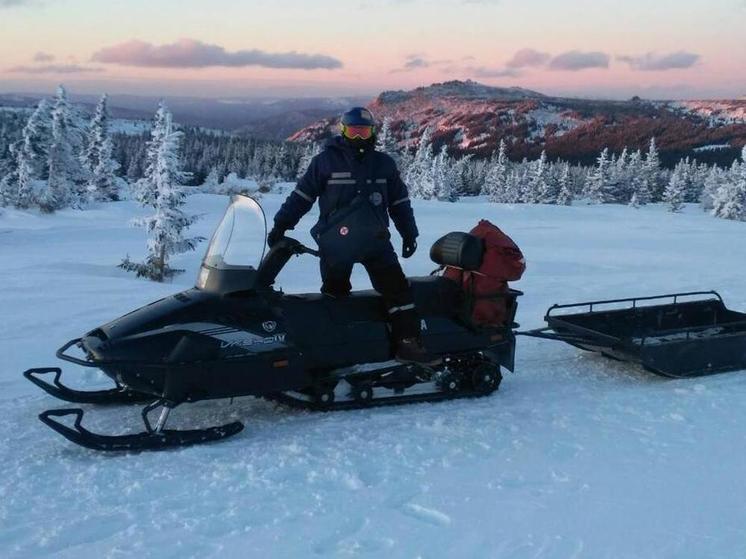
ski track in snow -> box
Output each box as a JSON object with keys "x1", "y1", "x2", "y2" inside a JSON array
[{"x1": 2, "y1": 193, "x2": 746, "y2": 558}]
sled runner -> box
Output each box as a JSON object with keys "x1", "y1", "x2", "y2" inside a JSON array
[{"x1": 520, "y1": 291, "x2": 746, "y2": 378}]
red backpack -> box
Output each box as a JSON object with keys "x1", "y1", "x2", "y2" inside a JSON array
[{"x1": 444, "y1": 220, "x2": 526, "y2": 325}]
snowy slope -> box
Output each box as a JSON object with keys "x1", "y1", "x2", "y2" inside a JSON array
[{"x1": 2, "y1": 194, "x2": 746, "y2": 558}]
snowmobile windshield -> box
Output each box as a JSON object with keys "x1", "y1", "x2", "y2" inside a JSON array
[{"x1": 202, "y1": 195, "x2": 267, "y2": 270}]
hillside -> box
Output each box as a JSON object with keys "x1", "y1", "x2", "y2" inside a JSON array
[{"x1": 289, "y1": 80, "x2": 746, "y2": 166}]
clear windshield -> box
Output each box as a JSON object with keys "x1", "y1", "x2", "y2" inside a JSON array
[{"x1": 202, "y1": 195, "x2": 267, "y2": 270}]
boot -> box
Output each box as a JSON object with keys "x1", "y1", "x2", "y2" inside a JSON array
[{"x1": 395, "y1": 337, "x2": 443, "y2": 366}]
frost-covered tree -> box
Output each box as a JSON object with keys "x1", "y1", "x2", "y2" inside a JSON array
[
  {"x1": 295, "y1": 142, "x2": 320, "y2": 179},
  {"x1": 529, "y1": 150, "x2": 553, "y2": 203},
  {"x1": 481, "y1": 139, "x2": 508, "y2": 201},
  {"x1": 121, "y1": 109, "x2": 202, "y2": 281},
  {"x1": 6, "y1": 99, "x2": 54, "y2": 208},
  {"x1": 375, "y1": 117, "x2": 401, "y2": 165},
  {"x1": 663, "y1": 165, "x2": 687, "y2": 212},
  {"x1": 712, "y1": 148, "x2": 746, "y2": 221},
  {"x1": 556, "y1": 163, "x2": 574, "y2": 206},
  {"x1": 84, "y1": 94, "x2": 120, "y2": 201},
  {"x1": 627, "y1": 149, "x2": 650, "y2": 207},
  {"x1": 432, "y1": 145, "x2": 457, "y2": 202},
  {"x1": 700, "y1": 166, "x2": 723, "y2": 211},
  {"x1": 134, "y1": 102, "x2": 169, "y2": 207},
  {"x1": 406, "y1": 127, "x2": 434, "y2": 198},
  {"x1": 642, "y1": 138, "x2": 662, "y2": 201},
  {"x1": 40, "y1": 86, "x2": 87, "y2": 212},
  {"x1": 585, "y1": 148, "x2": 612, "y2": 204}
]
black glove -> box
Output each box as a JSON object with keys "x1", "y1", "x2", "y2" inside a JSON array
[
  {"x1": 267, "y1": 225, "x2": 286, "y2": 247},
  {"x1": 402, "y1": 238, "x2": 417, "y2": 259}
]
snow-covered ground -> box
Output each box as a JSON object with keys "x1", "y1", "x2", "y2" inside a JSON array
[{"x1": 2, "y1": 194, "x2": 746, "y2": 558}]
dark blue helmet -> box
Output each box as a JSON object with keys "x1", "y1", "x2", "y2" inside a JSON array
[{"x1": 341, "y1": 107, "x2": 376, "y2": 127}]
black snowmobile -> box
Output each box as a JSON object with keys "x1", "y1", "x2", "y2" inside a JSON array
[{"x1": 25, "y1": 195, "x2": 521, "y2": 451}]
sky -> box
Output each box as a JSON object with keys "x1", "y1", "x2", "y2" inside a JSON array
[{"x1": 0, "y1": 0, "x2": 744, "y2": 100}]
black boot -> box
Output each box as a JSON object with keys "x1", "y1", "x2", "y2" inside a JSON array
[{"x1": 395, "y1": 337, "x2": 443, "y2": 366}]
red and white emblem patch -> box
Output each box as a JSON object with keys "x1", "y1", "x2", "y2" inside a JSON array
[{"x1": 339, "y1": 226, "x2": 349, "y2": 236}]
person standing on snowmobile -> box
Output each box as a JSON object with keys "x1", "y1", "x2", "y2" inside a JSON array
[{"x1": 268, "y1": 107, "x2": 438, "y2": 365}]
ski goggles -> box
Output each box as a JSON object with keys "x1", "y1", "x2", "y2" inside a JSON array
[{"x1": 341, "y1": 124, "x2": 374, "y2": 140}]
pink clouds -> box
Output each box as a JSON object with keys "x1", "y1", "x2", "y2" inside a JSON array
[{"x1": 91, "y1": 39, "x2": 342, "y2": 70}]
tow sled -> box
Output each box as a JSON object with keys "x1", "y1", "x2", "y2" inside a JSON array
[
  {"x1": 519, "y1": 291, "x2": 746, "y2": 378},
  {"x1": 23, "y1": 195, "x2": 746, "y2": 452}
]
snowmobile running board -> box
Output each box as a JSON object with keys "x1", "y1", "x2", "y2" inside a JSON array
[
  {"x1": 517, "y1": 290, "x2": 746, "y2": 378},
  {"x1": 23, "y1": 368, "x2": 151, "y2": 404},
  {"x1": 38, "y1": 406, "x2": 245, "y2": 452}
]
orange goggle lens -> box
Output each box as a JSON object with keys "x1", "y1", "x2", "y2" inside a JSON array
[{"x1": 342, "y1": 124, "x2": 374, "y2": 140}]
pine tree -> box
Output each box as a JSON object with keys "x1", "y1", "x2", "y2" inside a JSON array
[
  {"x1": 663, "y1": 165, "x2": 686, "y2": 212},
  {"x1": 481, "y1": 139, "x2": 508, "y2": 202},
  {"x1": 134, "y1": 102, "x2": 169, "y2": 207},
  {"x1": 642, "y1": 138, "x2": 662, "y2": 201},
  {"x1": 41, "y1": 86, "x2": 87, "y2": 212},
  {"x1": 432, "y1": 145, "x2": 457, "y2": 201},
  {"x1": 503, "y1": 170, "x2": 522, "y2": 203},
  {"x1": 701, "y1": 166, "x2": 722, "y2": 211},
  {"x1": 585, "y1": 148, "x2": 611, "y2": 204},
  {"x1": 627, "y1": 149, "x2": 650, "y2": 206},
  {"x1": 296, "y1": 142, "x2": 320, "y2": 179},
  {"x1": 406, "y1": 127, "x2": 434, "y2": 198},
  {"x1": 712, "y1": 148, "x2": 746, "y2": 221},
  {"x1": 556, "y1": 163, "x2": 574, "y2": 206},
  {"x1": 84, "y1": 94, "x2": 120, "y2": 201},
  {"x1": 10, "y1": 99, "x2": 53, "y2": 208},
  {"x1": 375, "y1": 117, "x2": 400, "y2": 165},
  {"x1": 121, "y1": 109, "x2": 203, "y2": 281},
  {"x1": 530, "y1": 150, "x2": 553, "y2": 203}
]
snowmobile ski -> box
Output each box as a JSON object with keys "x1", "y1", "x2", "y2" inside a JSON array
[
  {"x1": 38, "y1": 402, "x2": 244, "y2": 452},
  {"x1": 23, "y1": 368, "x2": 151, "y2": 405}
]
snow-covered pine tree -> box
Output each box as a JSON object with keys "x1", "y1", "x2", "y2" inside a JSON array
[
  {"x1": 502, "y1": 170, "x2": 522, "y2": 203},
  {"x1": 481, "y1": 139, "x2": 508, "y2": 202},
  {"x1": 700, "y1": 165, "x2": 723, "y2": 211},
  {"x1": 120, "y1": 109, "x2": 203, "y2": 281},
  {"x1": 610, "y1": 147, "x2": 630, "y2": 202},
  {"x1": 627, "y1": 149, "x2": 650, "y2": 207},
  {"x1": 711, "y1": 147, "x2": 746, "y2": 221},
  {"x1": 446, "y1": 154, "x2": 471, "y2": 200},
  {"x1": 295, "y1": 142, "x2": 320, "y2": 179},
  {"x1": 201, "y1": 167, "x2": 221, "y2": 193},
  {"x1": 134, "y1": 102, "x2": 169, "y2": 207},
  {"x1": 83, "y1": 94, "x2": 120, "y2": 202},
  {"x1": 406, "y1": 127, "x2": 434, "y2": 199},
  {"x1": 556, "y1": 163, "x2": 574, "y2": 205},
  {"x1": 530, "y1": 150, "x2": 553, "y2": 203},
  {"x1": 662, "y1": 165, "x2": 687, "y2": 212},
  {"x1": 432, "y1": 145, "x2": 457, "y2": 202},
  {"x1": 40, "y1": 86, "x2": 87, "y2": 212},
  {"x1": 642, "y1": 138, "x2": 662, "y2": 201},
  {"x1": 375, "y1": 117, "x2": 401, "y2": 165},
  {"x1": 585, "y1": 147, "x2": 611, "y2": 204}
]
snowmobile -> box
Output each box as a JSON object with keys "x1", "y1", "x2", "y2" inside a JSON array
[{"x1": 24, "y1": 195, "x2": 521, "y2": 451}]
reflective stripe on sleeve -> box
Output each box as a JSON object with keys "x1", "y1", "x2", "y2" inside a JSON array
[
  {"x1": 388, "y1": 303, "x2": 416, "y2": 314},
  {"x1": 391, "y1": 196, "x2": 410, "y2": 206},
  {"x1": 293, "y1": 188, "x2": 314, "y2": 202},
  {"x1": 331, "y1": 172, "x2": 352, "y2": 178}
]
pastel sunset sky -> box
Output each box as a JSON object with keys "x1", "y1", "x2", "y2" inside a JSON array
[{"x1": 1, "y1": 0, "x2": 744, "y2": 99}]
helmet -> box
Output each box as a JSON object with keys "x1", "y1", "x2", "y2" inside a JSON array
[
  {"x1": 340, "y1": 107, "x2": 377, "y2": 149},
  {"x1": 341, "y1": 107, "x2": 376, "y2": 127}
]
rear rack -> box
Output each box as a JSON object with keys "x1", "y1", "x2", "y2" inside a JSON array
[{"x1": 545, "y1": 291, "x2": 723, "y2": 319}]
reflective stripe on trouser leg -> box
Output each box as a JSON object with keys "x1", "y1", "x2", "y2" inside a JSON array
[{"x1": 388, "y1": 303, "x2": 416, "y2": 314}]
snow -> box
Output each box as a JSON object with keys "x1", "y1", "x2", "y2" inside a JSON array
[{"x1": 2, "y1": 194, "x2": 746, "y2": 557}]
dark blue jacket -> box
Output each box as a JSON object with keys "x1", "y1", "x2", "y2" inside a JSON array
[{"x1": 274, "y1": 137, "x2": 419, "y2": 242}]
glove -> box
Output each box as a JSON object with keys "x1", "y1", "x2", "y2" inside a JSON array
[
  {"x1": 402, "y1": 238, "x2": 417, "y2": 259},
  {"x1": 267, "y1": 225, "x2": 286, "y2": 247}
]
